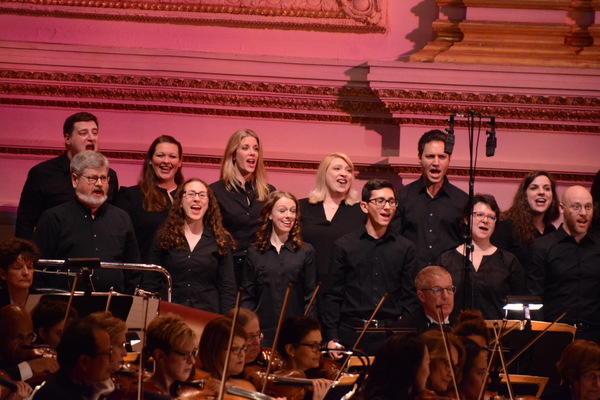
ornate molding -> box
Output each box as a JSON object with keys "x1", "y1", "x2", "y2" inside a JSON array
[
  {"x1": 0, "y1": 146, "x2": 594, "y2": 182},
  {"x1": 0, "y1": 0, "x2": 385, "y2": 32}
]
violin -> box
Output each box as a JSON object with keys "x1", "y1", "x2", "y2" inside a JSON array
[
  {"x1": 0, "y1": 370, "x2": 32, "y2": 400},
  {"x1": 20, "y1": 344, "x2": 59, "y2": 385}
]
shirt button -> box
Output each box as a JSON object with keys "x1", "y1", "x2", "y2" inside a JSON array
[
  {"x1": 96, "y1": 248, "x2": 99, "y2": 251},
  {"x1": 428, "y1": 245, "x2": 433, "y2": 249},
  {"x1": 188, "y1": 255, "x2": 191, "y2": 258},
  {"x1": 429, "y1": 213, "x2": 433, "y2": 217},
  {"x1": 93, "y1": 234, "x2": 97, "y2": 238}
]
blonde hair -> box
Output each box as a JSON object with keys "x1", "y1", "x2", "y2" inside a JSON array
[
  {"x1": 219, "y1": 129, "x2": 270, "y2": 202},
  {"x1": 308, "y1": 153, "x2": 358, "y2": 206},
  {"x1": 86, "y1": 311, "x2": 127, "y2": 342},
  {"x1": 146, "y1": 313, "x2": 197, "y2": 354}
]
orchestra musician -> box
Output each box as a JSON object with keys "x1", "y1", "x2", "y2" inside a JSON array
[
  {"x1": 31, "y1": 299, "x2": 78, "y2": 349},
  {"x1": 198, "y1": 316, "x2": 248, "y2": 382},
  {"x1": 553, "y1": 340, "x2": 600, "y2": 400},
  {"x1": 457, "y1": 338, "x2": 489, "y2": 400},
  {"x1": 144, "y1": 313, "x2": 198, "y2": 396},
  {"x1": 85, "y1": 312, "x2": 128, "y2": 374},
  {"x1": 225, "y1": 308, "x2": 263, "y2": 366},
  {"x1": 0, "y1": 238, "x2": 40, "y2": 309},
  {"x1": 420, "y1": 330, "x2": 464, "y2": 398}
]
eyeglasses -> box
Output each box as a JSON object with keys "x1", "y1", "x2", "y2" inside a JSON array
[
  {"x1": 247, "y1": 332, "x2": 264, "y2": 342},
  {"x1": 295, "y1": 342, "x2": 323, "y2": 353},
  {"x1": 171, "y1": 348, "x2": 199, "y2": 360},
  {"x1": 95, "y1": 346, "x2": 114, "y2": 359},
  {"x1": 421, "y1": 286, "x2": 456, "y2": 296},
  {"x1": 12, "y1": 332, "x2": 37, "y2": 343},
  {"x1": 582, "y1": 372, "x2": 600, "y2": 383},
  {"x1": 183, "y1": 191, "x2": 208, "y2": 199},
  {"x1": 368, "y1": 198, "x2": 398, "y2": 208},
  {"x1": 230, "y1": 345, "x2": 250, "y2": 356},
  {"x1": 567, "y1": 203, "x2": 593, "y2": 213},
  {"x1": 79, "y1": 175, "x2": 110, "y2": 185},
  {"x1": 472, "y1": 212, "x2": 497, "y2": 223}
]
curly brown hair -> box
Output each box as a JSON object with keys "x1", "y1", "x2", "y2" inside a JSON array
[
  {"x1": 253, "y1": 191, "x2": 303, "y2": 253},
  {"x1": 158, "y1": 178, "x2": 234, "y2": 255},
  {"x1": 502, "y1": 171, "x2": 559, "y2": 245}
]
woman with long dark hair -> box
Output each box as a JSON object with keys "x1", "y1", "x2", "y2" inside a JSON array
[
  {"x1": 145, "y1": 178, "x2": 236, "y2": 313},
  {"x1": 115, "y1": 135, "x2": 184, "y2": 261}
]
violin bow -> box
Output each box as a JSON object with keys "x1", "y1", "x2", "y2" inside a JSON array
[
  {"x1": 304, "y1": 282, "x2": 321, "y2": 317},
  {"x1": 137, "y1": 294, "x2": 150, "y2": 400},
  {"x1": 105, "y1": 286, "x2": 114, "y2": 312},
  {"x1": 492, "y1": 322, "x2": 514, "y2": 400},
  {"x1": 62, "y1": 272, "x2": 80, "y2": 329},
  {"x1": 477, "y1": 326, "x2": 501, "y2": 400},
  {"x1": 218, "y1": 288, "x2": 245, "y2": 400},
  {"x1": 260, "y1": 283, "x2": 293, "y2": 394},
  {"x1": 435, "y1": 305, "x2": 461, "y2": 400}
]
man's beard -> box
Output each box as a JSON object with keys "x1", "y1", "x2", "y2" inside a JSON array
[{"x1": 76, "y1": 191, "x2": 107, "y2": 209}]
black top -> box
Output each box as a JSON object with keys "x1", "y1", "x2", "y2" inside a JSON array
[
  {"x1": 33, "y1": 199, "x2": 141, "y2": 294},
  {"x1": 210, "y1": 180, "x2": 275, "y2": 256},
  {"x1": 527, "y1": 225, "x2": 600, "y2": 326},
  {"x1": 241, "y1": 241, "x2": 318, "y2": 346},
  {"x1": 32, "y1": 370, "x2": 113, "y2": 400},
  {"x1": 16, "y1": 153, "x2": 119, "y2": 240},
  {"x1": 298, "y1": 199, "x2": 365, "y2": 283},
  {"x1": 145, "y1": 230, "x2": 237, "y2": 314},
  {"x1": 391, "y1": 176, "x2": 468, "y2": 269},
  {"x1": 437, "y1": 247, "x2": 524, "y2": 320},
  {"x1": 390, "y1": 307, "x2": 455, "y2": 335},
  {"x1": 322, "y1": 226, "x2": 419, "y2": 341},
  {"x1": 491, "y1": 218, "x2": 556, "y2": 270},
  {"x1": 114, "y1": 185, "x2": 175, "y2": 263}
]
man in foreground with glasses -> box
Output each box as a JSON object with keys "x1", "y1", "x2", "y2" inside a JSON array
[
  {"x1": 32, "y1": 318, "x2": 115, "y2": 399},
  {"x1": 528, "y1": 185, "x2": 600, "y2": 345},
  {"x1": 391, "y1": 129, "x2": 468, "y2": 269},
  {"x1": 392, "y1": 266, "x2": 456, "y2": 334},
  {"x1": 322, "y1": 179, "x2": 418, "y2": 355},
  {"x1": 0, "y1": 304, "x2": 59, "y2": 391},
  {"x1": 33, "y1": 151, "x2": 140, "y2": 294},
  {"x1": 16, "y1": 112, "x2": 119, "y2": 241}
]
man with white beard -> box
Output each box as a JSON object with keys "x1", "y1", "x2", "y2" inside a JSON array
[{"x1": 33, "y1": 151, "x2": 140, "y2": 294}]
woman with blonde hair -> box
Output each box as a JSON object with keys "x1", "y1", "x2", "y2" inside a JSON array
[
  {"x1": 210, "y1": 129, "x2": 275, "y2": 287},
  {"x1": 145, "y1": 178, "x2": 236, "y2": 313},
  {"x1": 299, "y1": 153, "x2": 364, "y2": 288},
  {"x1": 241, "y1": 191, "x2": 317, "y2": 346},
  {"x1": 115, "y1": 135, "x2": 184, "y2": 262}
]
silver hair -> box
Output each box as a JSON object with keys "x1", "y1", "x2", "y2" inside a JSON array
[
  {"x1": 414, "y1": 265, "x2": 451, "y2": 290},
  {"x1": 70, "y1": 151, "x2": 109, "y2": 176}
]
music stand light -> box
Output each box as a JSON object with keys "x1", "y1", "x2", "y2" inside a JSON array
[{"x1": 503, "y1": 296, "x2": 543, "y2": 321}]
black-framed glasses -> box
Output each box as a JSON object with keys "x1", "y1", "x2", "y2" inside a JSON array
[
  {"x1": 183, "y1": 191, "x2": 208, "y2": 199},
  {"x1": 421, "y1": 286, "x2": 456, "y2": 296},
  {"x1": 95, "y1": 346, "x2": 114, "y2": 359},
  {"x1": 230, "y1": 345, "x2": 250, "y2": 356},
  {"x1": 368, "y1": 198, "x2": 398, "y2": 208},
  {"x1": 472, "y1": 212, "x2": 497, "y2": 222},
  {"x1": 247, "y1": 332, "x2": 264, "y2": 342},
  {"x1": 13, "y1": 332, "x2": 37, "y2": 343},
  {"x1": 171, "y1": 348, "x2": 199, "y2": 360},
  {"x1": 294, "y1": 342, "x2": 323, "y2": 353},
  {"x1": 79, "y1": 175, "x2": 110, "y2": 185}
]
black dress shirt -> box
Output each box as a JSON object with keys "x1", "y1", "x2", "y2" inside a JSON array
[
  {"x1": 298, "y1": 199, "x2": 365, "y2": 283},
  {"x1": 16, "y1": 153, "x2": 118, "y2": 240},
  {"x1": 322, "y1": 226, "x2": 419, "y2": 342},
  {"x1": 114, "y1": 185, "x2": 175, "y2": 263},
  {"x1": 391, "y1": 176, "x2": 468, "y2": 268},
  {"x1": 241, "y1": 241, "x2": 318, "y2": 346},
  {"x1": 390, "y1": 307, "x2": 455, "y2": 335},
  {"x1": 146, "y1": 230, "x2": 236, "y2": 314},
  {"x1": 527, "y1": 225, "x2": 600, "y2": 327},
  {"x1": 491, "y1": 218, "x2": 556, "y2": 270},
  {"x1": 437, "y1": 247, "x2": 524, "y2": 320},
  {"x1": 33, "y1": 200, "x2": 140, "y2": 294},
  {"x1": 209, "y1": 180, "x2": 275, "y2": 256}
]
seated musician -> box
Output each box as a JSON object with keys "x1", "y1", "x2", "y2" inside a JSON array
[
  {"x1": 553, "y1": 340, "x2": 600, "y2": 400},
  {"x1": 452, "y1": 310, "x2": 489, "y2": 349},
  {"x1": 356, "y1": 334, "x2": 430, "y2": 400},
  {"x1": 199, "y1": 316, "x2": 248, "y2": 382},
  {"x1": 32, "y1": 318, "x2": 115, "y2": 400},
  {"x1": 457, "y1": 338, "x2": 489, "y2": 400},
  {"x1": 85, "y1": 312, "x2": 128, "y2": 374},
  {"x1": 0, "y1": 305, "x2": 59, "y2": 384},
  {"x1": 420, "y1": 329, "x2": 464, "y2": 398},
  {"x1": 226, "y1": 307, "x2": 263, "y2": 367},
  {"x1": 275, "y1": 316, "x2": 332, "y2": 400},
  {"x1": 144, "y1": 313, "x2": 198, "y2": 396},
  {"x1": 31, "y1": 299, "x2": 78, "y2": 349},
  {"x1": 0, "y1": 238, "x2": 40, "y2": 309},
  {"x1": 392, "y1": 266, "x2": 456, "y2": 335}
]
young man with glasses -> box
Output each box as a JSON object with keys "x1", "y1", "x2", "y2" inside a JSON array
[
  {"x1": 16, "y1": 112, "x2": 119, "y2": 240},
  {"x1": 391, "y1": 129, "x2": 468, "y2": 269},
  {"x1": 322, "y1": 179, "x2": 419, "y2": 355},
  {"x1": 33, "y1": 151, "x2": 140, "y2": 294},
  {"x1": 528, "y1": 185, "x2": 600, "y2": 345},
  {"x1": 32, "y1": 318, "x2": 115, "y2": 400},
  {"x1": 392, "y1": 265, "x2": 456, "y2": 334}
]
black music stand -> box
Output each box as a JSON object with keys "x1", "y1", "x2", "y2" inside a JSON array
[{"x1": 39, "y1": 293, "x2": 133, "y2": 322}]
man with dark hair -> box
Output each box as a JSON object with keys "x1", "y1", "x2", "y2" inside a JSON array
[
  {"x1": 392, "y1": 129, "x2": 468, "y2": 268},
  {"x1": 322, "y1": 179, "x2": 418, "y2": 355},
  {"x1": 16, "y1": 112, "x2": 119, "y2": 240},
  {"x1": 33, "y1": 151, "x2": 140, "y2": 294},
  {"x1": 32, "y1": 318, "x2": 115, "y2": 400}
]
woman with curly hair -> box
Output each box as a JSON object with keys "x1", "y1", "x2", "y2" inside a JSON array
[
  {"x1": 491, "y1": 170, "x2": 559, "y2": 268},
  {"x1": 241, "y1": 191, "x2": 318, "y2": 346},
  {"x1": 210, "y1": 129, "x2": 275, "y2": 288},
  {"x1": 115, "y1": 135, "x2": 184, "y2": 262},
  {"x1": 145, "y1": 178, "x2": 236, "y2": 313}
]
